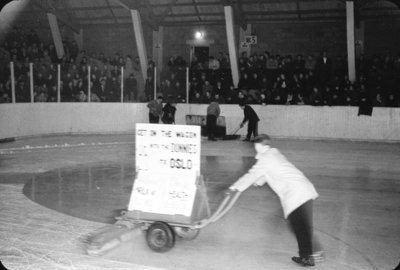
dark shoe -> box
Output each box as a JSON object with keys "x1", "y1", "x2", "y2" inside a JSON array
[
  {"x1": 292, "y1": 256, "x2": 315, "y2": 267},
  {"x1": 242, "y1": 138, "x2": 250, "y2": 142}
]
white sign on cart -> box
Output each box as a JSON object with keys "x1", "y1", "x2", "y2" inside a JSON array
[{"x1": 128, "y1": 123, "x2": 201, "y2": 217}]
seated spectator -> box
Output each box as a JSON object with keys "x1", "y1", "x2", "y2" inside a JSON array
[
  {"x1": 90, "y1": 92, "x2": 101, "y2": 102},
  {"x1": 63, "y1": 80, "x2": 75, "y2": 102},
  {"x1": 238, "y1": 72, "x2": 250, "y2": 92},
  {"x1": 190, "y1": 91, "x2": 202, "y2": 104},
  {"x1": 309, "y1": 87, "x2": 323, "y2": 106},
  {"x1": 77, "y1": 90, "x2": 88, "y2": 102},
  {"x1": 213, "y1": 80, "x2": 225, "y2": 97},
  {"x1": 202, "y1": 90, "x2": 213, "y2": 104},
  {"x1": 322, "y1": 86, "x2": 334, "y2": 106},
  {"x1": 386, "y1": 93, "x2": 399, "y2": 107},
  {"x1": 343, "y1": 85, "x2": 359, "y2": 106},
  {"x1": 162, "y1": 79, "x2": 174, "y2": 98},
  {"x1": 174, "y1": 81, "x2": 185, "y2": 100},
  {"x1": 248, "y1": 72, "x2": 261, "y2": 93},
  {"x1": 258, "y1": 92, "x2": 268, "y2": 105},
  {"x1": 225, "y1": 85, "x2": 238, "y2": 104},
  {"x1": 270, "y1": 87, "x2": 286, "y2": 105},
  {"x1": 35, "y1": 90, "x2": 47, "y2": 102},
  {"x1": 202, "y1": 80, "x2": 213, "y2": 96},
  {"x1": 330, "y1": 86, "x2": 343, "y2": 106},
  {"x1": 372, "y1": 93, "x2": 385, "y2": 107},
  {"x1": 213, "y1": 93, "x2": 225, "y2": 104},
  {"x1": 295, "y1": 93, "x2": 306, "y2": 105},
  {"x1": 237, "y1": 91, "x2": 246, "y2": 105}
]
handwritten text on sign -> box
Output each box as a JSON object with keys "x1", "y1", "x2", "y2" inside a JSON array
[
  {"x1": 135, "y1": 124, "x2": 201, "y2": 175},
  {"x1": 129, "y1": 124, "x2": 201, "y2": 216}
]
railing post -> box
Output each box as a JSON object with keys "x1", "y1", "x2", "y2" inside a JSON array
[
  {"x1": 10, "y1": 62, "x2": 15, "y2": 103},
  {"x1": 186, "y1": 66, "x2": 189, "y2": 104},
  {"x1": 29, "y1": 63, "x2": 34, "y2": 103},
  {"x1": 57, "y1": 64, "x2": 61, "y2": 102},
  {"x1": 87, "y1": 65, "x2": 91, "y2": 103},
  {"x1": 121, "y1": 66, "x2": 124, "y2": 103},
  {"x1": 154, "y1": 67, "x2": 157, "y2": 99}
]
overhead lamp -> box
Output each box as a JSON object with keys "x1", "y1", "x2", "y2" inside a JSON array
[{"x1": 195, "y1": 31, "x2": 205, "y2": 40}]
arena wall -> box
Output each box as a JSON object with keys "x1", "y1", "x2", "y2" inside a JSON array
[{"x1": 1, "y1": 104, "x2": 400, "y2": 142}]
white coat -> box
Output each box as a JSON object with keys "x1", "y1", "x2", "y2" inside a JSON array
[{"x1": 230, "y1": 147, "x2": 318, "y2": 219}]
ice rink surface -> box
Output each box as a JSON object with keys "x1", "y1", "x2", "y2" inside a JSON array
[{"x1": 1, "y1": 134, "x2": 399, "y2": 270}]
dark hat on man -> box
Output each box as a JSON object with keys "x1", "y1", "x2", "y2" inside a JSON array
[{"x1": 238, "y1": 101, "x2": 246, "y2": 107}]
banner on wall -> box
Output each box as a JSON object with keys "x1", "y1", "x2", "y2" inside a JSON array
[{"x1": 128, "y1": 123, "x2": 201, "y2": 216}]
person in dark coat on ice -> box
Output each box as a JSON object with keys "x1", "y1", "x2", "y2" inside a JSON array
[{"x1": 239, "y1": 101, "x2": 260, "y2": 141}]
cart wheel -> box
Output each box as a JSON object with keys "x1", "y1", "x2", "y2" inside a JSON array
[
  {"x1": 146, "y1": 222, "x2": 175, "y2": 252},
  {"x1": 173, "y1": 227, "x2": 200, "y2": 240}
]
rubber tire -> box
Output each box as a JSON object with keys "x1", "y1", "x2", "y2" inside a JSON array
[
  {"x1": 146, "y1": 222, "x2": 175, "y2": 252},
  {"x1": 173, "y1": 227, "x2": 200, "y2": 240}
]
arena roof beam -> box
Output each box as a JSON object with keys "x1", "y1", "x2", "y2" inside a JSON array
[
  {"x1": 221, "y1": 0, "x2": 247, "y2": 30},
  {"x1": 32, "y1": 1, "x2": 79, "y2": 34},
  {"x1": 105, "y1": 0, "x2": 118, "y2": 23},
  {"x1": 192, "y1": 0, "x2": 203, "y2": 22},
  {"x1": 114, "y1": 0, "x2": 159, "y2": 30}
]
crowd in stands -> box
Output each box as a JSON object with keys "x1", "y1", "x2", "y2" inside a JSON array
[
  {"x1": 1, "y1": 26, "x2": 400, "y2": 108},
  {"x1": 0, "y1": 27, "x2": 145, "y2": 103},
  {"x1": 181, "y1": 50, "x2": 400, "y2": 108}
]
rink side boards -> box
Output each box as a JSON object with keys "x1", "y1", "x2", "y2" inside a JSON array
[{"x1": 128, "y1": 124, "x2": 201, "y2": 217}]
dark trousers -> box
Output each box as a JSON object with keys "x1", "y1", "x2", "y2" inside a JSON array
[
  {"x1": 288, "y1": 200, "x2": 313, "y2": 258},
  {"x1": 149, "y1": 113, "x2": 159, "y2": 124},
  {"x1": 246, "y1": 121, "x2": 258, "y2": 140},
  {"x1": 207, "y1": 115, "x2": 217, "y2": 139}
]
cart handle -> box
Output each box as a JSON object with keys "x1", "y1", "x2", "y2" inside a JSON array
[{"x1": 194, "y1": 189, "x2": 241, "y2": 229}]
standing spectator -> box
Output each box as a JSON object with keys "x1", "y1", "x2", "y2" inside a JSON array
[
  {"x1": 228, "y1": 134, "x2": 323, "y2": 267},
  {"x1": 239, "y1": 101, "x2": 260, "y2": 142},
  {"x1": 69, "y1": 40, "x2": 79, "y2": 63},
  {"x1": 161, "y1": 98, "x2": 177, "y2": 124},
  {"x1": 314, "y1": 51, "x2": 332, "y2": 88},
  {"x1": 206, "y1": 100, "x2": 220, "y2": 141},
  {"x1": 124, "y1": 73, "x2": 137, "y2": 101},
  {"x1": 147, "y1": 96, "x2": 163, "y2": 123},
  {"x1": 144, "y1": 74, "x2": 155, "y2": 101},
  {"x1": 106, "y1": 76, "x2": 119, "y2": 102}
]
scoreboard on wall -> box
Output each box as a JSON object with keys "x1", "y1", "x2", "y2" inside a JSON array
[{"x1": 128, "y1": 124, "x2": 201, "y2": 217}]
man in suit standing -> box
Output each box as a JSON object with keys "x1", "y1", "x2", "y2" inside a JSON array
[
  {"x1": 206, "y1": 100, "x2": 220, "y2": 141},
  {"x1": 239, "y1": 101, "x2": 260, "y2": 141}
]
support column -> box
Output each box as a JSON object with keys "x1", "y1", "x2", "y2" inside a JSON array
[
  {"x1": 152, "y1": 26, "x2": 164, "y2": 79},
  {"x1": 224, "y1": 6, "x2": 239, "y2": 88},
  {"x1": 346, "y1": 1, "x2": 356, "y2": 82},
  {"x1": 74, "y1": 28, "x2": 83, "y2": 51},
  {"x1": 47, "y1": 13, "x2": 65, "y2": 60},
  {"x1": 131, "y1": 9, "x2": 148, "y2": 81},
  {"x1": 239, "y1": 24, "x2": 252, "y2": 57}
]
